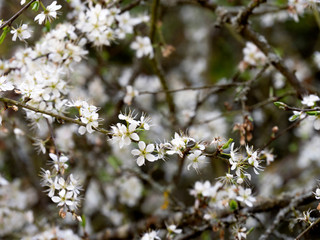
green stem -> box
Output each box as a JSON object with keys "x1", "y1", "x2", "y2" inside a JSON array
[{"x1": 39, "y1": 0, "x2": 46, "y2": 11}]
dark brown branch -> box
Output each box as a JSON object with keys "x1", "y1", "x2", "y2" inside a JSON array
[
  {"x1": 236, "y1": 0, "x2": 267, "y2": 26},
  {"x1": 0, "y1": 0, "x2": 37, "y2": 30},
  {"x1": 259, "y1": 188, "x2": 315, "y2": 240},
  {"x1": 240, "y1": 26, "x2": 308, "y2": 98}
]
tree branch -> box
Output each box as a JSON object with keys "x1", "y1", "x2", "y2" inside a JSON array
[
  {"x1": 0, "y1": 97, "x2": 110, "y2": 136},
  {"x1": 0, "y1": 0, "x2": 37, "y2": 30}
]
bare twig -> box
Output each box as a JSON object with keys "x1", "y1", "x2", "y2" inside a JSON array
[
  {"x1": 240, "y1": 26, "x2": 308, "y2": 98},
  {"x1": 0, "y1": 97, "x2": 110, "y2": 136},
  {"x1": 0, "y1": 0, "x2": 37, "y2": 30},
  {"x1": 259, "y1": 187, "x2": 315, "y2": 240},
  {"x1": 120, "y1": 0, "x2": 142, "y2": 14},
  {"x1": 138, "y1": 82, "x2": 244, "y2": 95},
  {"x1": 295, "y1": 217, "x2": 320, "y2": 240}
]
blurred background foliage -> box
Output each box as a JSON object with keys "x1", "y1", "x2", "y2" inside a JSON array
[{"x1": 1, "y1": 0, "x2": 320, "y2": 239}]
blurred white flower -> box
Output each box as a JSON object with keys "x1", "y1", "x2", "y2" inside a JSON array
[
  {"x1": 131, "y1": 36, "x2": 154, "y2": 59},
  {"x1": 301, "y1": 94, "x2": 320, "y2": 107}
]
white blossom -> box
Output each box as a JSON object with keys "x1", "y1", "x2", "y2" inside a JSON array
[
  {"x1": 236, "y1": 187, "x2": 256, "y2": 207},
  {"x1": 131, "y1": 141, "x2": 157, "y2": 166},
  {"x1": 301, "y1": 94, "x2": 320, "y2": 107},
  {"x1": 131, "y1": 36, "x2": 154, "y2": 59},
  {"x1": 0, "y1": 76, "x2": 14, "y2": 91},
  {"x1": 34, "y1": 1, "x2": 62, "y2": 24},
  {"x1": 10, "y1": 24, "x2": 32, "y2": 41}
]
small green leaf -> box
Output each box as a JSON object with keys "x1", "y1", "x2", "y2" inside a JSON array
[
  {"x1": 222, "y1": 138, "x2": 233, "y2": 150},
  {"x1": 81, "y1": 214, "x2": 86, "y2": 228},
  {"x1": 306, "y1": 111, "x2": 320, "y2": 116},
  {"x1": 44, "y1": 21, "x2": 51, "y2": 32},
  {"x1": 247, "y1": 227, "x2": 254, "y2": 235},
  {"x1": 229, "y1": 199, "x2": 238, "y2": 211},
  {"x1": 274, "y1": 101, "x2": 287, "y2": 110},
  {"x1": 31, "y1": 1, "x2": 39, "y2": 11},
  {"x1": 289, "y1": 114, "x2": 299, "y2": 122},
  {"x1": 0, "y1": 26, "x2": 10, "y2": 45}
]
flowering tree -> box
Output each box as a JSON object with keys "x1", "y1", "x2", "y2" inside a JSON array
[{"x1": 1, "y1": 0, "x2": 320, "y2": 239}]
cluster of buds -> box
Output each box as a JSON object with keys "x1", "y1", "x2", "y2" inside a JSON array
[{"x1": 233, "y1": 115, "x2": 254, "y2": 145}]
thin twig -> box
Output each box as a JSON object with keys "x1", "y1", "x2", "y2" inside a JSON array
[
  {"x1": 295, "y1": 217, "x2": 320, "y2": 240},
  {"x1": 259, "y1": 117, "x2": 305, "y2": 151},
  {"x1": 259, "y1": 188, "x2": 315, "y2": 240},
  {"x1": 0, "y1": 97, "x2": 110, "y2": 136},
  {"x1": 0, "y1": 0, "x2": 37, "y2": 30},
  {"x1": 240, "y1": 26, "x2": 308, "y2": 98},
  {"x1": 120, "y1": 0, "x2": 142, "y2": 14},
  {"x1": 138, "y1": 82, "x2": 244, "y2": 95}
]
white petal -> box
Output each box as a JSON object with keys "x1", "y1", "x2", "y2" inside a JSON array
[
  {"x1": 131, "y1": 149, "x2": 141, "y2": 156},
  {"x1": 146, "y1": 144, "x2": 154, "y2": 152},
  {"x1": 51, "y1": 196, "x2": 61, "y2": 203},
  {"x1": 138, "y1": 141, "x2": 146, "y2": 150},
  {"x1": 136, "y1": 156, "x2": 145, "y2": 166},
  {"x1": 49, "y1": 153, "x2": 57, "y2": 161},
  {"x1": 130, "y1": 133, "x2": 139, "y2": 141},
  {"x1": 78, "y1": 126, "x2": 86, "y2": 135},
  {"x1": 146, "y1": 154, "x2": 157, "y2": 162}
]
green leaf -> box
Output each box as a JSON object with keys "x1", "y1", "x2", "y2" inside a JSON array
[
  {"x1": 229, "y1": 199, "x2": 238, "y2": 211},
  {"x1": 289, "y1": 114, "x2": 299, "y2": 122},
  {"x1": 44, "y1": 21, "x2": 51, "y2": 32},
  {"x1": 306, "y1": 111, "x2": 320, "y2": 116},
  {"x1": 31, "y1": 1, "x2": 39, "y2": 11},
  {"x1": 274, "y1": 101, "x2": 287, "y2": 110},
  {"x1": 222, "y1": 138, "x2": 233, "y2": 150},
  {"x1": 0, "y1": 26, "x2": 10, "y2": 45},
  {"x1": 81, "y1": 214, "x2": 86, "y2": 228},
  {"x1": 247, "y1": 227, "x2": 254, "y2": 235}
]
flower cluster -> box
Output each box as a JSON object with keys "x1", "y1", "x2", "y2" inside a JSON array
[
  {"x1": 76, "y1": 3, "x2": 148, "y2": 47},
  {"x1": 68, "y1": 100, "x2": 100, "y2": 135},
  {"x1": 41, "y1": 153, "x2": 82, "y2": 220},
  {"x1": 288, "y1": 0, "x2": 320, "y2": 22},
  {"x1": 229, "y1": 143, "x2": 264, "y2": 184},
  {"x1": 288, "y1": 94, "x2": 320, "y2": 130},
  {"x1": 189, "y1": 179, "x2": 256, "y2": 210},
  {"x1": 1, "y1": 22, "x2": 88, "y2": 138},
  {"x1": 110, "y1": 112, "x2": 151, "y2": 149},
  {"x1": 239, "y1": 42, "x2": 267, "y2": 71}
]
